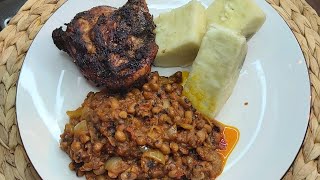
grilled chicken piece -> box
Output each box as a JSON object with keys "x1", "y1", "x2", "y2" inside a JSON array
[{"x1": 52, "y1": 0, "x2": 158, "y2": 91}]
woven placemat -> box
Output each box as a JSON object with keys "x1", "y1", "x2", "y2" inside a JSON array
[{"x1": 0, "y1": 0, "x2": 319, "y2": 179}]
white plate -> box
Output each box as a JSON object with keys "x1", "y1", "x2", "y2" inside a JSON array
[{"x1": 16, "y1": 0, "x2": 310, "y2": 179}]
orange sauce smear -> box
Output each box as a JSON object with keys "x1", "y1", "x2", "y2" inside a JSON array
[{"x1": 216, "y1": 121, "x2": 240, "y2": 167}]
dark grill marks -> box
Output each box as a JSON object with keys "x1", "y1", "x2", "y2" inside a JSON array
[{"x1": 52, "y1": 0, "x2": 158, "y2": 91}]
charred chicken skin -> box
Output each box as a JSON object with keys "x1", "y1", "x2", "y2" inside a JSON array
[{"x1": 52, "y1": 0, "x2": 158, "y2": 91}]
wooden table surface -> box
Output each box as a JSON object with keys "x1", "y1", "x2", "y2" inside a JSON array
[{"x1": 307, "y1": 0, "x2": 320, "y2": 14}]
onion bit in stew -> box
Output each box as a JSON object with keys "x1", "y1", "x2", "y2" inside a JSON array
[{"x1": 60, "y1": 71, "x2": 226, "y2": 180}]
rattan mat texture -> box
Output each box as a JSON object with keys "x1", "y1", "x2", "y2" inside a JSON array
[{"x1": 0, "y1": 0, "x2": 319, "y2": 179}]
